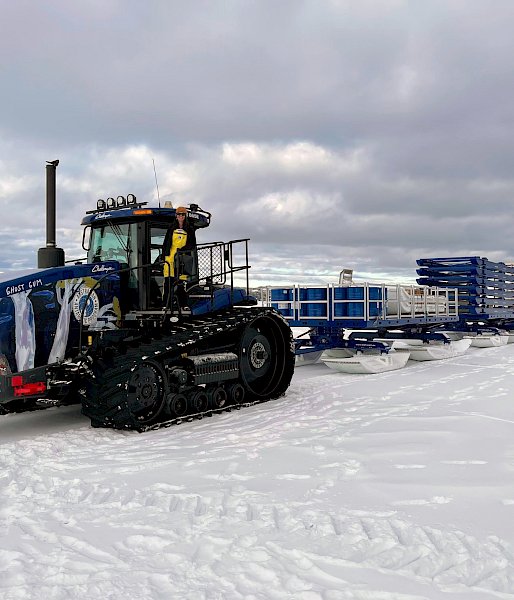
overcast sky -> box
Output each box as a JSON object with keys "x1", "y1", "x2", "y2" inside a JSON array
[{"x1": 2, "y1": 0, "x2": 514, "y2": 285}]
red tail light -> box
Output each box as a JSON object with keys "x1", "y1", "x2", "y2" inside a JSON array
[{"x1": 12, "y1": 380, "x2": 46, "y2": 397}]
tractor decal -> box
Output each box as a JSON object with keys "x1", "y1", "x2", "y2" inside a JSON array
[
  {"x1": 0, "y1": 266, "x2": 121, "y2": 373},
  {"x1": 11, "y1": 290, "x2": 36, "y2": 372}
]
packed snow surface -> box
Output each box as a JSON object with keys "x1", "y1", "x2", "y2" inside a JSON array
[{"x1": 2, "y1": 344, "x2": 514, "y2": 599}]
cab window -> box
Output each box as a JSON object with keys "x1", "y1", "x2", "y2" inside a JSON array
[
  {"x1": 150, "y1": 225, "x2": 168, "y2": 263},
  {"x1": 88, "y1": 222, "x2": 139, "y2": 287}
]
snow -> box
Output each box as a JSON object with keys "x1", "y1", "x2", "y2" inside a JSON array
[{"x1": 2, "y1": 344, "x2": 514, "y2": 599}]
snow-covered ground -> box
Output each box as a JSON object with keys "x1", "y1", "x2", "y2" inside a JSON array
[{"x1": 2, "y1": 344, "x2": 514, "y2": 599}]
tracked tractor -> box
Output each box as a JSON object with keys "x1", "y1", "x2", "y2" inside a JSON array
[{"x1": 0, "y1": 162, "x2": 295, "y2": 430}]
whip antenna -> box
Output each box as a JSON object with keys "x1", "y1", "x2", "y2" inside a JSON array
[{"x1": 152, "y1": 158, "x2": 161, "y2": 207}]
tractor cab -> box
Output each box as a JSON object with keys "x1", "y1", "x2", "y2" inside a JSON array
[{"x1": 81, "y1": 196, "x2": 210, "y2": 313}]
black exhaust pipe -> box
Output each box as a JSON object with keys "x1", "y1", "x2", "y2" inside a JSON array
[{"x1": 37, "y1": 160, "x2": 65, "y2": 268}]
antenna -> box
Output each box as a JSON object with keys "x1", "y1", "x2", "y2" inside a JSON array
[{"x1": 152, "y1": 158, "x2": 161, "y2": 207}]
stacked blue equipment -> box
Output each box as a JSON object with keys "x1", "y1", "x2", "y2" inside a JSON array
[
  {"x1": 268, "y1": 280, "x2": 460, "y2": 359},
  {"x1": 332, "y1": 286, "x2": 383, "y2": 318},
  {"x1": 269, "y1": 285, "x2": 384, "y2": 326},
  {"x1": 299, "y1": 287, "x2": 329, "y2": 318},
  {"x1": 416, "y1": 256, "x2": 514, "y2": 320},
  {"x1": 268, "y1": 283, "x2": 458, "y2": 328}
]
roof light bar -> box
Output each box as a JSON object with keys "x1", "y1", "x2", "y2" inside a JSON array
[{"x1": 87, "y1": 193, "x2": 144, "y2": 214}]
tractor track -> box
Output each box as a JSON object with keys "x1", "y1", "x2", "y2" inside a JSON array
[{"x1": 81, "y1": 306, "x2": 295, "y2": 431}]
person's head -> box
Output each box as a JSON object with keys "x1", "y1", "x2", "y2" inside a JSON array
[{"x1": 175, "y1": 207, "x2": 187, "y2": 224}]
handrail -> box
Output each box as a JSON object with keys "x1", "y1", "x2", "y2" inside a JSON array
[
  {"x1": 264, "y1": 281, "x2": 460, "y2": 325},
  {"x1": 78, "y1": 238, "x2": 253, "y2": 350}
]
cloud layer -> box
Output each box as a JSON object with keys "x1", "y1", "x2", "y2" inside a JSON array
[{"x1": 2, "y1": 1, "x2": 514, "y2": 283}]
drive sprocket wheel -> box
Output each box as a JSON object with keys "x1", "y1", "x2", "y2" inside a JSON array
[
  {"x1": 238, "y1": 313, "x2": 295, "y2": 400},
  {"x1": 127, "y1": 361, "x2": 167, "y2": 425}
]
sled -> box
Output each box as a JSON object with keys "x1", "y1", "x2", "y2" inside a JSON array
[
  {"x1": 391, "y1": 338, "x2": 472, "y2": 361},
  {"x1": 464, "y1": 333, "x2": 509, "y2": 348},
  {"x1": 295, "y1": 350, "x2": 323, "y2": 366},
  {"x1": 321, "y1": 347, "x2": 410, "y2": 374}
]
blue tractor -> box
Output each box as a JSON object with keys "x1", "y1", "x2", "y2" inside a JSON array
[{"x1": 0, "y1": 162, "x2": 294, "y2": 430}]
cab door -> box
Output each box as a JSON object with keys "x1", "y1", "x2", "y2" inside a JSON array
[{"x1": 145, "y1": 222, "x2": 170, "y2": 309}]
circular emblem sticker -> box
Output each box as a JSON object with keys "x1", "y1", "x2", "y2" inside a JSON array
[{"x1": 72, "y1": 287, "x2": 100, "y2": 326}]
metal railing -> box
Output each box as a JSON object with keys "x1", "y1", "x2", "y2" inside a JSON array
[
  {"x1": 263, "y1": 282, "x2": 459, "y2": 323},
  {"x1": 77, "y1": 238, "x2": 253, "y2": 346},
  {"x1": 195, "y1": 239, "x2": 251, "y2": 292}
]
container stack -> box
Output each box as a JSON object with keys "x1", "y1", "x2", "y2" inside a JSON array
[
  {"x1": 268, "y1": 285, "x2": 384, "y2": 320},
  {"x1": 416, "y1": 256, "x2": 514, "y2": 318}
]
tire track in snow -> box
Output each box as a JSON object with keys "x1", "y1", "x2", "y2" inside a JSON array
[
  {"x1": 2, "y1": 347, "x2": 514, "y2": 598},
  {"x1": 1, "y1": 442, "x2": 514, "y2": 598}
]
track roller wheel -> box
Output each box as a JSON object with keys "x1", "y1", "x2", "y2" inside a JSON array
[
  {"x1": 226, "y1": 382, "x2": 245, "y2": 405},
  {"x1": 127, "y1": 361, "x2": 167, "y2": 425},
  {"x1": 208, "y1": 385, "x2": 228, "y2": 409},
  {"x1": 190, "y1": 388, "x2": 209, "y2": 413},
  {"x1": 238, "y1": 313, "x2": 295, "y2": 400},
  {"x1": 167, "y1": 393, "x2": 188, "y2": 417}
]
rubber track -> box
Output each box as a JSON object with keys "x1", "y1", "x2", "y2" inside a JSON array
[{"x1": 81, "y1": 307, "x2": 293, "y2": 432}]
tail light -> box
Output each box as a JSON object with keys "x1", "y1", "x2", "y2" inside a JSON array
[{"x1": 10, "y1": 376, "x2": 47, "y2": 397}]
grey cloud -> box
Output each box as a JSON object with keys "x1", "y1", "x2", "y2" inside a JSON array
[
  {"x1": 5, "y1": 1, "x2": 510, "y2": 147},
  {"x1": 2, "y1": 1, "x2": 514, "y2": 283},
  {"x1": 2, "y1": 138, "x2": 514, "y2": 282}
]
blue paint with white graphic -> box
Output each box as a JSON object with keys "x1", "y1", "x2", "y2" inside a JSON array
[{"x1": 0, "y1": 262, "x2": 121, "y2": 374}]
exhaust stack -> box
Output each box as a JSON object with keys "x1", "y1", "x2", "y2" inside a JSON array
[{"x1": 37, "y1": 160, "x2": 65, "y2": 268}]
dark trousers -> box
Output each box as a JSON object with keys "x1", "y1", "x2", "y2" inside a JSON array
[{"x1": 163, "y1": 278, "x2": 188, "y2": 309}]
